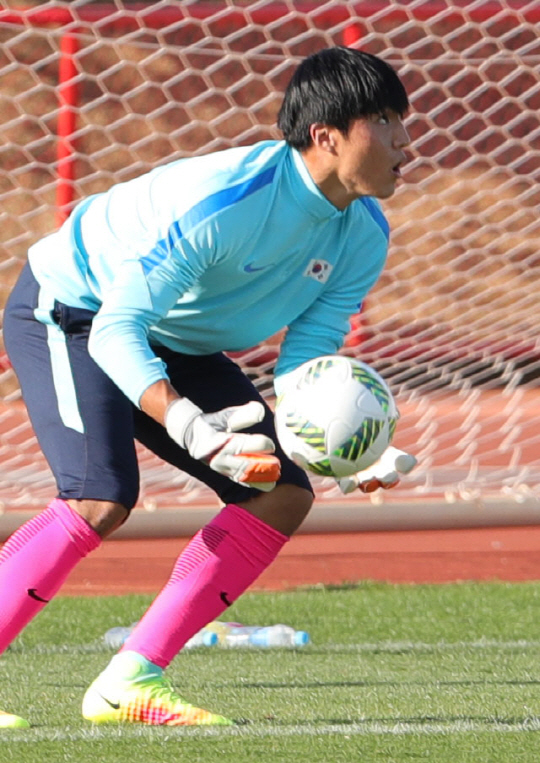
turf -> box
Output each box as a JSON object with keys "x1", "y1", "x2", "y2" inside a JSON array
[{"x1": 2, "y1": 581, "x2": 540, "y2": 761}]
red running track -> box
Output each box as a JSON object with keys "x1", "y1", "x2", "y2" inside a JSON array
[{"x1": 61, "y1": 525, "x2": 540, "y2": 596}]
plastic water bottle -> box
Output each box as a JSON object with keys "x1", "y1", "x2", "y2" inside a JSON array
[
  {"x1": 103, "y1": 621, "x2": 218, "y2": 650},
  {"x1": 184, "y1": 629, "x2": 218, "y2": 649},
  {"x1": 249, "y1": 624, "x2": 310, "y2": 647},
  {"x1": 219, "y1": 623, "x2": 310, "y2": 648},
  {"x1": 219, "y1": 624, "x2": 259, "y2": 647},
  {"x1": 103, "y1": 623, "x2": 138, "y2": 649},
  {"x1": 202, "y1": 621, "x2": 244, "y2": 645},
  {"x1": 103, "y1": 620, "x2": 308, "y2": 650}
]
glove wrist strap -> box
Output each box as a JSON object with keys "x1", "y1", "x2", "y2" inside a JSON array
[{"x1": 165, "y1": 397, "x2": 202, "y2": 449}]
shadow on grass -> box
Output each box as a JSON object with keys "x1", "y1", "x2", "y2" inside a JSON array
[
  {"x1": 238, "y1": 678, "x2": 540, "y2": 689},
  {"x1": 270, "y1": 714, "x2": 539, "y2": 728}
]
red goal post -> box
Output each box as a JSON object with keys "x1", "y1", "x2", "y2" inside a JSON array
[{"x1": 0, "y1": 0, "x2": 540, "y2": 535}]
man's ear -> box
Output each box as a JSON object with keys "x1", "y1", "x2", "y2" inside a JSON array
[{"x1": 308, "y1": 123, "x2": 338, "y2": 154}]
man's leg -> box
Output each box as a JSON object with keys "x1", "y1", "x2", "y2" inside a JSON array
[
  {"x1": 121, "y1": 351, "x2": 313, "y2": 665},
  {"x1": 82, "y1": 486, "x2": 312, "y2": 726},
  {"x1": 0, "y1": 264, "x2": 139, "y2": 726},
  {"x1": 0, "y1": 499, "x2": 103, "y2": 653},
  {"x1": 0, "y1": 497, "x2": 126, "y2": 727},
  {"x1": 83, "y1": 351, "x2": 314, "y2": 726},
  {"x1": 118, "y1": 488, "x2": 311, "y2": 667}
]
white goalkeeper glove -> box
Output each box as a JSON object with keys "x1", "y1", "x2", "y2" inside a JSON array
[
  {"x1": 165, "y1": 398, "x2": 281, "y2": 492},
  {"x1": 337, "y1": 446, "x2": 417, "y2": 494}
]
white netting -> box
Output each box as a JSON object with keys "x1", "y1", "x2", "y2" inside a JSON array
[{"x1": 0, "y1": 0, "x2": 539, "y2": 514}]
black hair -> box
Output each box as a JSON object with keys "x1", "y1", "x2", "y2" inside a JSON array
[{"x1": 277, "y1": 47, "x2": 409, "y2": 150}]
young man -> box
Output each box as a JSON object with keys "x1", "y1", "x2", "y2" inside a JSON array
[{"x1": 0, "y1": 46, "x2": 415, "y2": 728}]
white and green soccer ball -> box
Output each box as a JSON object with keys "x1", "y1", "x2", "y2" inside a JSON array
[{"x1": 275, "y1": 355, "x2": 399, "y2": 479}]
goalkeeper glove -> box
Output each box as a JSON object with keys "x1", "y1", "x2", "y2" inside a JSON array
[
  {"x1": 337, "y1": 446, "x2": 417, "y2": 494},
  {"x1": 165, "y1": 398, "x2": 281, "y2": 492}
]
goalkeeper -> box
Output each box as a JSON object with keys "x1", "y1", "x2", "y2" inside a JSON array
[{"x1": 0, "y1": 46, "x2": 415, "y2": 729}]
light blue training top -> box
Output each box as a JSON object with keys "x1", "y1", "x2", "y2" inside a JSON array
[{"x1": 29, "y1": 140, "x2": 389, "y2": 406}]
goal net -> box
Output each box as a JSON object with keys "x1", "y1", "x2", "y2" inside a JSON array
[{"x1": 1, "y1": 0, "x2": 539, "y2": 528}]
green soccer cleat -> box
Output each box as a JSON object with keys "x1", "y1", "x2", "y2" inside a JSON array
[
  {"x1": 82, "y1": 652, "x2": 233, "y2": 727},
  {"x1": 0, "y1": 710, "x2": 30, "y2": 728}
]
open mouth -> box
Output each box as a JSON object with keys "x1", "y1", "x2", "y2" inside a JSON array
[{"x1": 392, "y1": 163, "x2": 402, "y2": 176}]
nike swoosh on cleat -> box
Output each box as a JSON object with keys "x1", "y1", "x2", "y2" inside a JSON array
[
  {"x1": 27, "y1": 588, "x2": 50, "y2": 603},
  {"x1": 97, "y1": 692, "x2": 121, "y2": 710},
  {"x1": 220, "y1": 591, "x2": 232, "y2": 606}
]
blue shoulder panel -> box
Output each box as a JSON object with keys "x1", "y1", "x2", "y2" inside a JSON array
[
  {"x1": 141, "y1": 165, "x2": 277, "y2": 274},
  {"x1": 359, "y1": 197, "x2": 390, "y2": 241}
]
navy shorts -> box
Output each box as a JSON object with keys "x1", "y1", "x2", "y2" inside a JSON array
[{"x1": 3, "y1": 263, "x2": 313, "y2": 510}]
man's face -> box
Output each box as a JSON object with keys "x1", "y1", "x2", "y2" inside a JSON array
[{"x1": 333, "y1": 111, "x2": 410, "y2": 203}]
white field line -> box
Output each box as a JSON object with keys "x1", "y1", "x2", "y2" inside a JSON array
[
  {"x1": 319, "y1": 639, "x2": 540, "y2": 653},
  {"x1": 11, "y1": 638, "x2": 540, "y2": 656},
  {"x1": 4, "y1": 641, "x2": 539, "y2": 743},
  {"x1": 3, "y1": 718, "x2": 540, "y2": 744}
]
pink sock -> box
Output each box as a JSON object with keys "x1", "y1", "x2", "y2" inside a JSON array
[
  {"x1": 0, "y1": 498, "x2": 101, "y2": 653},
  {"x1": 123, "y1": 504, "x2": 288, "y2": 668}
]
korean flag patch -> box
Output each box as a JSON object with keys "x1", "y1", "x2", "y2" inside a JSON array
[{"x1": 304, "y1": 259, "x2": 333, "y2": 283}]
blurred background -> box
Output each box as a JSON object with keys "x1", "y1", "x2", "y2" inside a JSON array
[{"x1": 0, "y1": 0, "x2": 539, "y2": 534}]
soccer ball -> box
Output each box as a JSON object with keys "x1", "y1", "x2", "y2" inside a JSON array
[{"x1": 274, "y1": 355, "x2": 399, "y2": 479}]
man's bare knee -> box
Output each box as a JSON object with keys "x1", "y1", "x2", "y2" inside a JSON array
[
  {"x1": 237, "y1": 483, "x2": 314, "y2": 537},
  {"x1": 67, "y1": 499, "x2": 129, "y2": 538}
]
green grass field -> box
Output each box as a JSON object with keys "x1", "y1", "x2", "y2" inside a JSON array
[{"x1": 2, "y1": 581, "x2": 540, "y2": 762}]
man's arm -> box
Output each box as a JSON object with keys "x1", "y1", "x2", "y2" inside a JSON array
[
  {"x1": 139, "y1": 378, "x2": 179, "y2": 426},
  {"x1": 89, "y1": 261, "x2": 280, "y2": 490},
  {"x1": 274, "y1": 290, "x2": 417, "y2": 493},
  {"x1": 275, "y1": 286, "x2": 363, "y2": 382}
]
